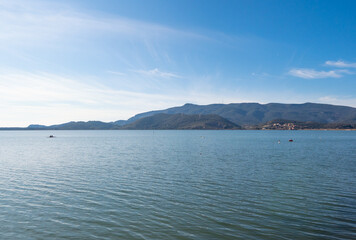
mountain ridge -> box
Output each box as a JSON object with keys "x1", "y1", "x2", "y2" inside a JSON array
[
  {"x1": 1, "y1": 102, "x2": 356, "y2": 130},
  {"x1": 116, "y1": 102, "x2": 356, "y2": 126}
]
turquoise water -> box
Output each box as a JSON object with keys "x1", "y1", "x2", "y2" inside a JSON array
[{"x1": 0, "y1": 130, "x2": 355, "y2": 239}]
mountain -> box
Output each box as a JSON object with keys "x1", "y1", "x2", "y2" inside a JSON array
[
  {"x1": 121, "y1": 113, "x2": 241, "y2": 130},
  {"x1": 21, "y1": 114, "x2": 240, "y2": 130},
  {"x1": 2, "y1": 102, "x2": 355, "y2": 130},
  {"x1": 28, "y1": 121, "x2": 119, "y2": 130},
  {"x1": 118, "y1": 102, "x2": 356, "y2": 126}
]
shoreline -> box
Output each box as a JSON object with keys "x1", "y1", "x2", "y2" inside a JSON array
[{"x1": 0, "y1": 128, "x2": 355, "y2": 131}]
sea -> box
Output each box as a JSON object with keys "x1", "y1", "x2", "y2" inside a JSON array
[{"x1": 0, "y1": 130, "x2": 355, "y2": 239}]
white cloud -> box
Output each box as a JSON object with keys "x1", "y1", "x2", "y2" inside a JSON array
[
  {"x1": 133, "y1": 68, "x2": 181, "y2": 78},
  {"x1": 288, "y1": 68, "x2": 345, "y2": 79},
  {"x1": 325, "y1": 60, "x2": 356, "y2": 68}
]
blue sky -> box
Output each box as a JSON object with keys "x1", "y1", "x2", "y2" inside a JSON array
[{"x1": 0, "y1": 0, "x2": 355, "y2": 126}]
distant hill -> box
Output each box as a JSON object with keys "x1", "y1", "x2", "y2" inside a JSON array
[
  {"x1": 116, "y1": 102, "x2": 356, "y2": 126},
  {"x1": 121, "y1": 113, "x2": 241, "y2": 130},
  {"x1": 28, "y1": 121, "x2": 119, "y2": 130},
  {"x1": 20, "y1": 114, "x2": 240, "y2": 130},
  {"x1": 28, "y1": 124, "x2": 47, "y2": 129}
]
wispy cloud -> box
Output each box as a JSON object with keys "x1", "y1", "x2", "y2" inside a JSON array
[
  {"x1": 133, "y1": 68, "x2": 181, "y2": 78},
  {"x1": 0, "y1": 70, "x2": 242, "y2": 126},
  {"x1": 288, "y1": 68, "x2": 345, "y2": 79},
  {"x1": 0, "y1": 0, "x2": 205, "y2": 45},
  {"x1": 0, "y1": 71, "x2": 183, "y2": 126},
  {"x1": 107, "y1": 71, "x2": 126, "y2": 76},
  {"x1": 325, "y1": 60, "x2": 356, "y2": 68}
]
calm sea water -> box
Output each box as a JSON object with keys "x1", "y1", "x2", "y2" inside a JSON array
[{"x1": 0, "y1": 130, "x2": 355, "y2": 239}]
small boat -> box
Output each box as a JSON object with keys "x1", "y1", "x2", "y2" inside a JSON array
[
  {"x1": 289, "y1": 139, "x2": 293, "y2": 142},
  {"x1": 49, "y1": 135, "x2": 54, "y2": 138}
]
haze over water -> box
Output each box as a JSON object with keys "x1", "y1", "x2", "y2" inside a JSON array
[{"x1": 0, "y1": 130, "x2": 355, "y2": 239}]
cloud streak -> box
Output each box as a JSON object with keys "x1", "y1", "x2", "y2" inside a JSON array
[
  {"x1": 288, "y1": 68, "x2": 346, "y2": 79},
  {"x1": 325, "y1": 60, "x2": 356, "y2": 68},
  {"x1": 107, "y1": 71, "x2": 126, "y2": 76},
  {"x1": 133, "y1": 68, "x2": 181, "y2": 78}
]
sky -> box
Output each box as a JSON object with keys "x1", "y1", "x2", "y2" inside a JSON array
[{"x1": 0, "y1": 0, "x2": 355, "y2": 127}]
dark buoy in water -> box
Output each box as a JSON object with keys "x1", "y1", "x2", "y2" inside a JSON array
[{"x1": 289, "y1": 139, "x2": 293, "y2": 142}]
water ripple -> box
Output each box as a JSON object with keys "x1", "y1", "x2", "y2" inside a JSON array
[{"x1": 0, "y1": 130, "x2": 355, "y2": 239}]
